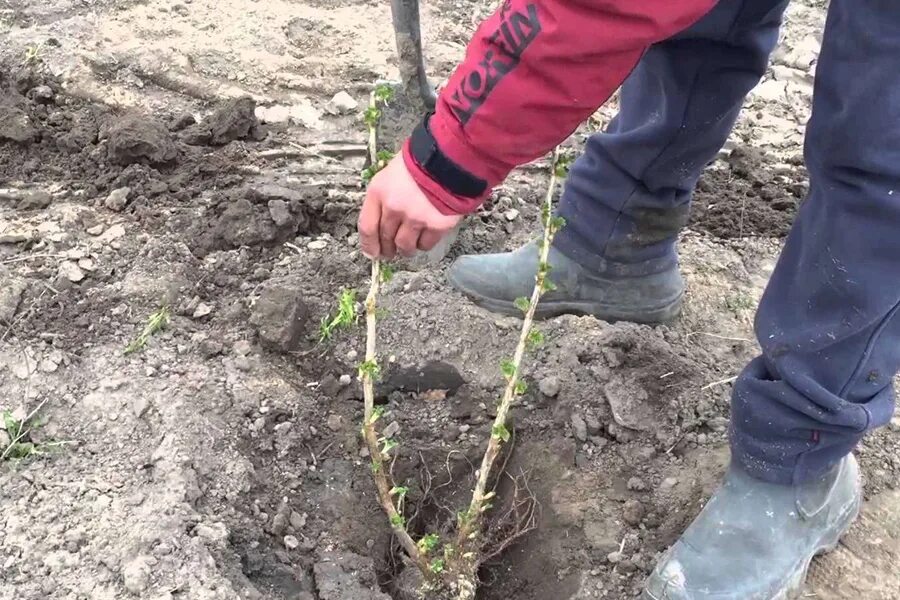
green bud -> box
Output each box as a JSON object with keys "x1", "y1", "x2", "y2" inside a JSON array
[
  {"x1": 514, "y1": 296, "x2": 530, "y2": 313},
  {"x1": 492, "y1": 424, "x2": 511, "y2": 442}
]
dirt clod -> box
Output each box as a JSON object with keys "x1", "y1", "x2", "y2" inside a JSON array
[
  {"x1": 107, "y1": 115, "x2": 178, "y2": 165},
  {"x1": 250, "y1": 277, "x2": 311, "y2": 353}
]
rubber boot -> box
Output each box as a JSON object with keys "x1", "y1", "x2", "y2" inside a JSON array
[
  {"x1": 447, "y1": 240, "x2": 683, "y2": 322},
  {"x1": 641, "y1": 454, "x2": 862, "y2": 600}
]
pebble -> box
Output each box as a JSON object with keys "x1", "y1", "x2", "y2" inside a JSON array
[
  {"x1": 327, "y1": 91, "x2": 359, "y2": 114},
  {"x1": 233, "y1": 340, "x2": 253, "y2": 356},
  {"x1": 338, "y1": 374, "x2": 352, "y2": 386},
  {"x1": 539, "y1": 376, "x2": 561, "y2": 398},
  {"x1": 383, "y1": 421, "x2": 401, "y2": 438},
  {"x1": 58, "y1": 261, "x2": 85, "y2": 283},
  {"x1": 122, "y1": 557, "x2": 151, "y2": 594},
  {"x1": 283, "y1": 535, "x2": 300, "y2": 550},
  {"x1": 18, "y1": 190, "x2": 52, "y2": 210},
  {"x1": 607, "y1": 551, "x2": 623, "y2": 564},
  {"x1": 627, "y1": 477, "x2": 647, "y2": 492},
  {"x1": 504, "y1": 208, "x2": 520, "y2": 221},
  {"x1": 622, "y1": 499, "x2": 645, "y2": 526},
  {"x1": 255, "y1": 105, "x2": 291, "y2": 124},
  {"x1": 290, "y1": 511, "x2": 307, "y2": 530},
  {"x1": 659, "y1": 477, "x2": 678, "y2": 491},
  {"x1": 86, "y1": 224, "x2": 105, "y2": 236},
  {"x1": 132, "y1": 396, "x2": 150, "y2": 419},
  {"x1": 192, "y1": 303, "x2": 213, "y2": 319},
  {"x1": 571, "y1": 413, "x2": 588, "y2": 442},
  {"x1": 268, "y1": 199, "x2": 293, "y2": 227},
  {"x1": 104, "y1": 187, "x2": 131, "y2": 212},
  {"x1": 585, "y1": 415, "x2": 602, "y2": 436},
  {"x1": 307, "y1": 240, "x2": 328, "y2": 250},
  {"x1": 458, "y1": 424, "x2": 471, "y2": 434},
  {"x1": 326, "y1": 414, "x2": 344, "y2": 432}
]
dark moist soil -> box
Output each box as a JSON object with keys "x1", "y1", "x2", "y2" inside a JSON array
[
  {"x1": 2, "y1": 66, "x2": 895, "y2": 600},
  {"x1": 690, "y1": 145, "x2": 809, "y2": 239}
]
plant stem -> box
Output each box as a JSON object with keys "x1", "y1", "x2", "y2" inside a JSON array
[
  {"x1": 359, "y1": 86, "x2": 429, "y2": 577},
  {"x1": 453, "y1": 147, "x2": 564, "y2": 584}
]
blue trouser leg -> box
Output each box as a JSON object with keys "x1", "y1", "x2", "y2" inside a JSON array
[
  {"x1": 731, "y1": 0, "x2": 900, "y2": 485},
  {"x1": 555, "y1": 0, "x2": 790, "y2": 276}
]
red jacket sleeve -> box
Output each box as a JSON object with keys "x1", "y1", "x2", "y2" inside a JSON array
[{"x1": 405, "y1": 0, "x2": 717, "y2": 215}]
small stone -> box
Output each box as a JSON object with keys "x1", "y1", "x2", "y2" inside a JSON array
[
  {"x1": 585, "y1": 416, "x2": 602, "y2": 436},
  {"x1": 255, "y1": 105, "x2": 291, "y2": 124},
  {"x1": 383, "y1": 421, "x2": 401, "y2": 438},
  {"x1": 270, "y1": 513, "x2": 289, "y2": 536},
  {"x1": 503, "y1": 208, "x2": 519, "y2": 221},
  {"x1": 18, "y1": 190, "x2": 52, "y2": 210},
  {"x1": 30, "y1": 85, "x2": 55, "y2": 103},
  {"x1": 192, "y1": 303, "x2": 213, "y2": 319},
  {"x1": 0, "y1": 276, "x2": 26, "y2": 325},
  {"x1": 104, "y1": 187, "x2": 131, "y2": 212},
  {"x1": 59, "y1": 261, "x2": 85, "y2": 283},
  {"x1": 326, "y1": 414, "x2": 344, "y2": 432},
  {"x1": 268, "y1": 199, "x2": 293, "y2": 227},
  {"x1": 623, "y1": 499, "x2": 645, "y2": 526},
  {"x1": 660, "y1": 477, "x2": 678, "y2": 491},
  {"x1": 339, "y1": 374, "x2": 352, "y2": 386},
  {"x1": 607, "y1": 551, "x2": 623, "y2": 564},
  {"x1": 289, "y1": 511, "x2": 307, "y2": 530},
  {"x1": 458, "y1": 424, "x2": 471, "y2": 434},
  {"x1": 697, "y1": 433, "x2": 708, "y2": 444},
  {"x1": 571, "y1": 413, "x2": 588, "y2": 442},
  {"x1": 77, "y1": 258, "x2": 96, "y2": 272},
  {"x1": 86, "y1": 224, "x2": 105, "y2": 236},
  {"x1": 100, "y1": 224, "x2": 127, "y2": 243},
  {"x1": 327, "y1": 91, "x2": 359, "y2": 115},
  {"x1": 307, "y1": 240, "x2": 327, "y2": 250},
  {"x1": 132, "y1": 396, "x2": 151, "y2": 418},
  {"x1": 627, "y1": 477, "x2": 647, "y2": 492},
  {"x1": 539, "y1": 376, "x2": 561, "y2": 398},
  {"x1": 283, "y1": 535, "x2": 300, "y2": 550},
  {"x1": 233, "y1": 340, "x2": 253, "y2": 356},
  {"x1": 122, "y1": 557, "x2": 151, "y2": 595}
]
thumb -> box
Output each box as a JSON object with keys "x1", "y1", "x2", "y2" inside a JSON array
[{"x1": 358, "y1": 186, "x2": 383, "y2": 259}]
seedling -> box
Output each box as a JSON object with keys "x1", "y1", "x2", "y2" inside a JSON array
[
  {"x1": 320, "y1": 289, "x2": 358, "y2": 341},
  {"x1": 23, "y1": 43, "x2": 46, "y2": 67},
  {"x1": 124, "y1": 306, "x2": 170, "y2": 355},
  {"x1": 355, "y1": 76, "x2": 566, "y2": 598},
  {"x1": 1, "y1": 403, "x2": 69, "y2": 462}
]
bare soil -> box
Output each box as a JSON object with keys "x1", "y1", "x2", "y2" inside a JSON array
[{"x1": 1, "y1": 1, "x2": 898, "y2": 600}]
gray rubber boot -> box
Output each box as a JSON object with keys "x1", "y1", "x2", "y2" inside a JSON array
[
  {"x1": 447, "y1": 241, "x2": 684, "y2": 323},
  {"x1": 642, "y1": 454, "x2": 862, "y2": 600}
]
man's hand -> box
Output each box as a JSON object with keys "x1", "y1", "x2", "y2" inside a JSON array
[{"x1": 358, "y1": 155, "x2": 462, "y2": 259}]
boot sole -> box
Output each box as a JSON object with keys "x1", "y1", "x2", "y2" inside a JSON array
[
  {"x1": 641, "y1": 491, "x2": 862, "y2": 600},
  {"x1": 454, "y1": 287, "x2": 684, "y2": 324}
]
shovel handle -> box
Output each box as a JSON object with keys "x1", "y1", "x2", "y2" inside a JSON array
[{"x1": 390, "y1": 0, "x2": 437, "y2": 110}]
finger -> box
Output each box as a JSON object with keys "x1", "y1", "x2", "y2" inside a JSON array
[
  {"x1": 395, "y1": 221, "x2": 425, "y2": 257},
  {"x1": 358, "y1": 192, "x2": 382, "y2": 258},
  {"x1": 379, "y1": 209, "x2": 402, "y2": 260},
  {"x1": 417, "y1": 229, "x2": 445, "y2": 252}
]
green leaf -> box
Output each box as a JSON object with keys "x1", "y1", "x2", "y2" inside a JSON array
[
  {"x1": 390, "y1": 514, "x2": 406, "y2": 528},
  {"x1": 2, "y1": 410, "x2": 18, "y2": 435},
  {"x1": 417, "y1": 533, "x2": 441, "y2": 554},
  {"x1": 379, "y1": 263, "x2": 396, "y2": 283},
  {"x1": 429, "y1": 558, "x2": 445, "y2": 574},
  {"x1": 374, "y1": 83, "x2": 395, "y2": 103},
  {"x1": 363, "y1": 106, "x2": 381, "y2": 126},
  {"x1": 514, "y1": 380, "x2": 528, "y2": 395},
  {"x1": 369, "y1": 405, "x2": 386, "y2": 424},
  {"x1": 358, "y1": 359, "x2": 381, "y2": 381},
  {"x1": 514, "y1": 297, "x2": 530, "y2": 313},
  {"x1": 542, "y1": 279, "x2": 558, "y2": 293},
  {"x1": 389, "y1": 485, "x2": 409, "y2": 498},
  {"x1": 492, "y1": 424, "x2": 511, "y2": 443},
  {"x1": 381, "y1": 438, "x2": 398, "y2": 455},
  {"x1": 549, "y1": 216, "x2": 567, "y2": 232},
  {"x1": 500, "y1": 359, "x2": 516, "y2": 380},
  {"x1": 527, "y1": 329, "x2": 544, "y2": 348}
]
